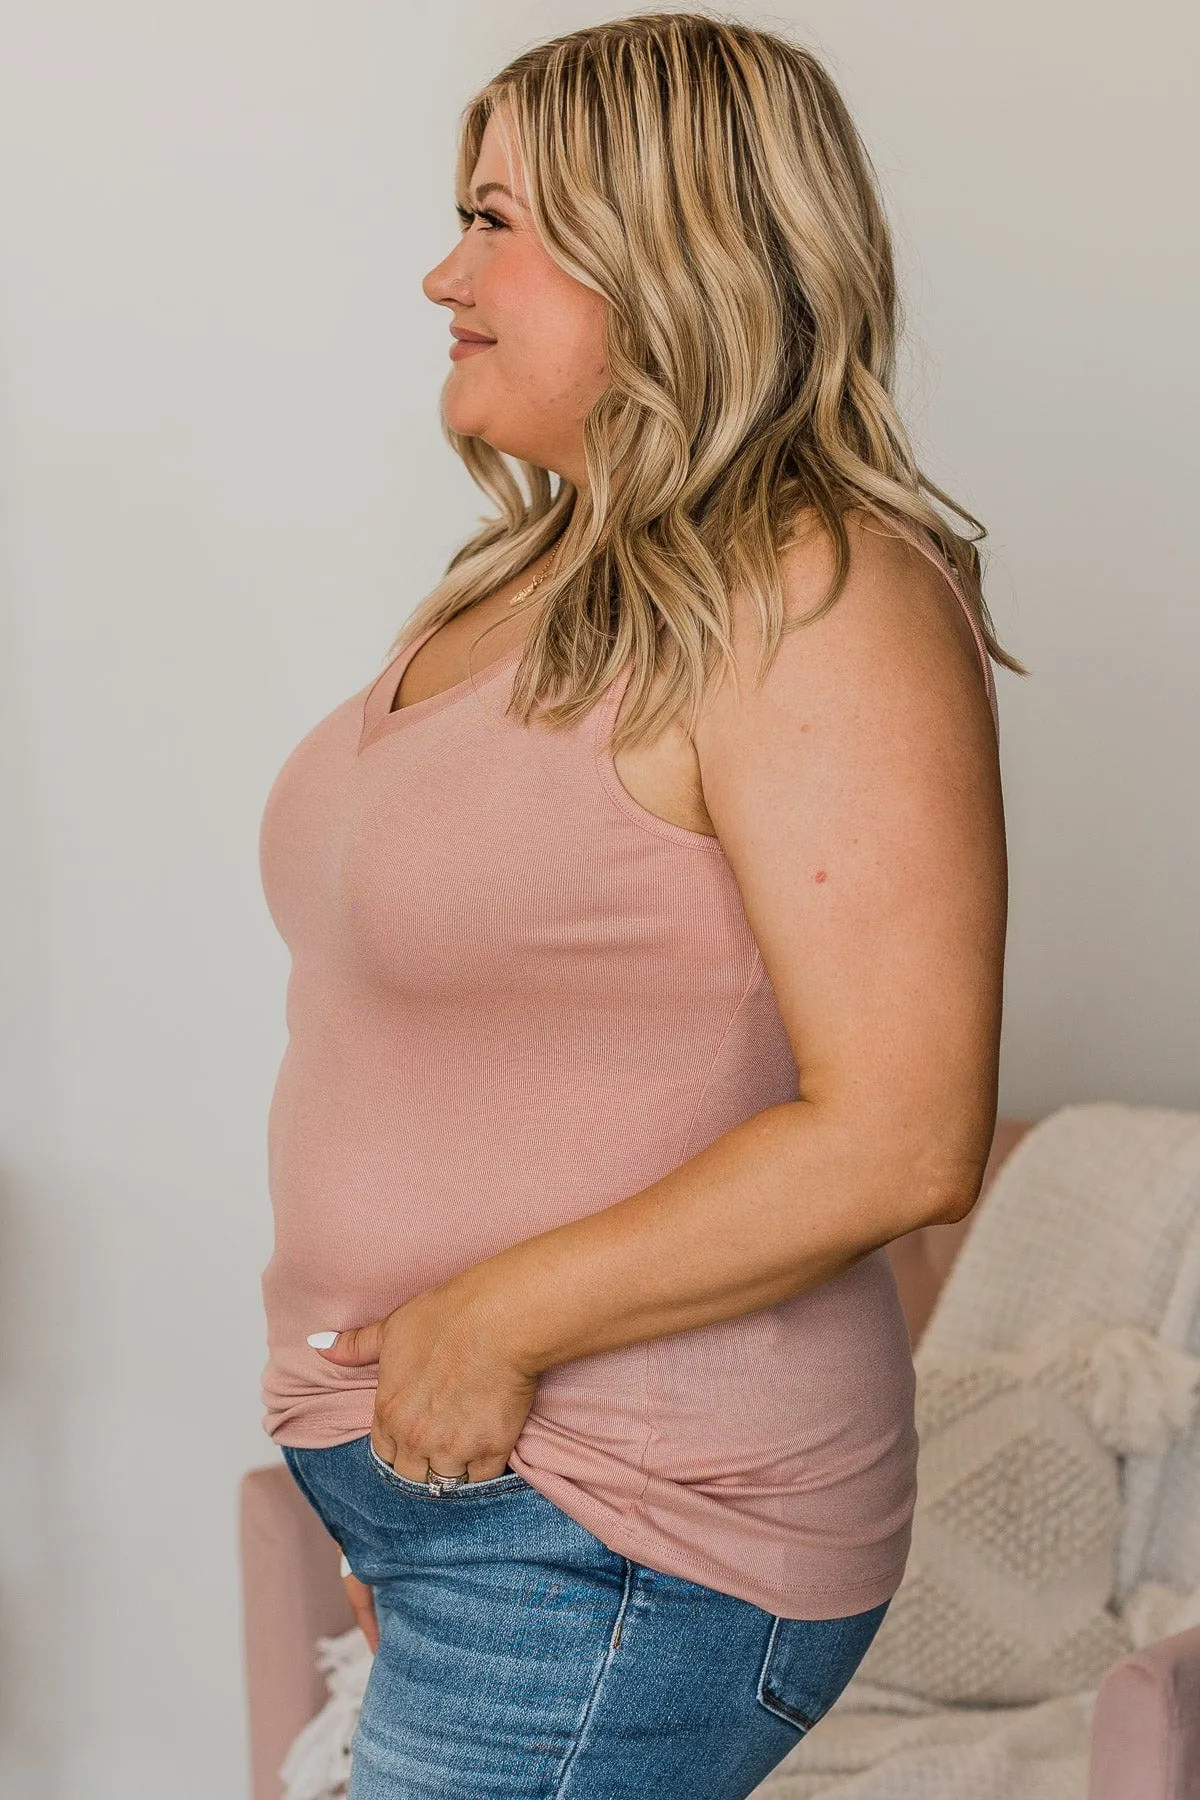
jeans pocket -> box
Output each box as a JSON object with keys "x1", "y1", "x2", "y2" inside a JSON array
[
  {"x1": 364, "y1": 1433, "x2": 530, "y2": 1497},
  {"x1": 755, "y1": 1598, "x2": 891, "y2": 1733}
]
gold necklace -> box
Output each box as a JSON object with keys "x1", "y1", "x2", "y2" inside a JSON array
[{"x1": 508, "y1": 546, "x2": 563, "y2": 606}]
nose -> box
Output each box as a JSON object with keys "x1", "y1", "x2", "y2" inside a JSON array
[{"x1": 422, "y1": 246, "x2": 471, "y2": 307}]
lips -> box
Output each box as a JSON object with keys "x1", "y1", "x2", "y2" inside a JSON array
[{"x1": 448, "y1": 328, "x2": 497, "y2": 362}]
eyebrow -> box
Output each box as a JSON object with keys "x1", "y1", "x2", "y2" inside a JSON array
[{"x1": 470, "y1": 181, "x2": 530, "y2": 210}]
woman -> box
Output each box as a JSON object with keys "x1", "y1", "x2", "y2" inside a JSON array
[{"x1": 259, "y1": 13, "x2": 1019, "y2": 1797}]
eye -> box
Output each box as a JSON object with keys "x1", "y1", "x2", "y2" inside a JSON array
[{"x1": 456, "y1": 204, "x2": 507, "y2": 233}]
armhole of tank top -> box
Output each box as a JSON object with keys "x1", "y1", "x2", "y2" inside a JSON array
[
  {"x1": 593, "y1": 655, "x2": 731, "y2": 854},
  {"x1": 876, "y1": 516, "x2": 1000, "y2": 739}
]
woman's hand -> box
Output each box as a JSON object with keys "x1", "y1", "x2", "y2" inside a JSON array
[
  {"x1": 340, "y1": 1558, "x2": 379, "y2": 1654},
  {"x1": 308, "y1": 1273, "x2": 539, "y2": 1484}
]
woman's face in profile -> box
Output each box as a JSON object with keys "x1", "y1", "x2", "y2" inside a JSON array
[{"x1": 422, "y1": 109, "x2": 608, "y2": 486}]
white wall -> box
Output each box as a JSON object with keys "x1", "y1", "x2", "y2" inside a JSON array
[{"x1": 0, "y1": 2, "x2": 1195, "y2": 1794}]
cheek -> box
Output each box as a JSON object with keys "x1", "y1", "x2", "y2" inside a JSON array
[
  {"x1": 515, "y1": 317, "x2": 607, "y2": 408},
  {"x1": 562, "y1": 298, "x2": 609, "y2": 394},
  {"x1": 487, "y1": 329, "x2": 577, "y2": 406},
  {"x1": 492, "y1": 268, "x2": 604, "y2": 378}
]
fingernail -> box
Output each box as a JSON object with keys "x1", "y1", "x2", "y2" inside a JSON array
[{"x1": 307, "y1": 1331, "x2": 339, "y2": 1348}]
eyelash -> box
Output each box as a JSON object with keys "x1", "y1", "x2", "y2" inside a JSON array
[{"x1": 456, "y1": 205, "x2": 507, "y2": 233}]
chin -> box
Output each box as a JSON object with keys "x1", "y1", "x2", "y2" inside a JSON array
[{"x1": 441, "y1": 391, "x2": 495, "y2": 441}]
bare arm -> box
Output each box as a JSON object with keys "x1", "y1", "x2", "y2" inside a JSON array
[{"x1": 462, "y1": 514, "x2": 1006, "y2": 1372}]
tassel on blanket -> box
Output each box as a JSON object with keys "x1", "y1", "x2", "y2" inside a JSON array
[
  {"x1": 1084, "y1": 1326, "x2": 1200, "y2": 1455},
  {"x1": 1119, "y1": 1577, "x2": 1200, "y2": 1649},
  {"x1": 280, "y1": 1627, "x2": 374, "y2": 1800}
]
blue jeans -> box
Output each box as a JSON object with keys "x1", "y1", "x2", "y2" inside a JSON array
[{"x1": 281, "y1": 1433, "x2": 890, "y2": 1799}]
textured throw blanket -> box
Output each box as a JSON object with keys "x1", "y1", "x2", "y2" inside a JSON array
[
  {"x1": 753, "y1": 1582, "x2": 1200, "y2": 1800},
  {"x1": 756, "y1": 1102, "x2": 1200, "y2": 1799},
  {"x1": 282, "y1": 1104, "x2": 1200, "y2": 1800}
]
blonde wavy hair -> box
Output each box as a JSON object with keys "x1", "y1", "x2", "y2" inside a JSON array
[{"x1": 387, "y1": 10, "x2": 1026, "y2": 751}]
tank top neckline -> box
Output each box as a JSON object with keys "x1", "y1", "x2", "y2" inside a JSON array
[
  {"x1": 357, "y1": 621, "x2": 730, "y2": 855},
  {"x1": 357, "y1": 619, "x2": 527, "y2": 754}
]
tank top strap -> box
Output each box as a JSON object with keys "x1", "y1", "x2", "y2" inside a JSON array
[{"x1": 872, "y1": 513, "x2": 1000, "y2": 737}]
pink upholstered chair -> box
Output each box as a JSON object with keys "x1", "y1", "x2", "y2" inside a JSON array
[{"x1": 238, "y1": 1118, "x2": 1200, "y2": 1800}]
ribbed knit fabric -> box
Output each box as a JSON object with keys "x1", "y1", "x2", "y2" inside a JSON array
[{"x1": 258, "y1": 538, "x2": 1000, "y2": 1619}]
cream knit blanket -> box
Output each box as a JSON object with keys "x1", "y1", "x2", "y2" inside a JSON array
[{"x1": 755, "y1": 1102, "x2": 1200, "y2": 1799}]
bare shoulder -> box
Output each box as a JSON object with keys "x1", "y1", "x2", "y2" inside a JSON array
[
  {"x1": 695, "y1": 507, "x2": 997, "y2": 784},
  {"x1": 803, "y1": 507, "x2": 990, "y2": 704},
  {"x1": 691, "y1": 502, "x2": 1005, "y2": 898}
]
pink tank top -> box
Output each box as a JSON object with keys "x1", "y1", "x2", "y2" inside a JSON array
[{"x1": 258, "y1": 533, "x2": 999, "y2": 1620}]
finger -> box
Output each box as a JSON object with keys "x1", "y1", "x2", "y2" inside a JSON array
[
  {"x1": 340, "y1": 1563, "x2": 379, "y2": 1652},
  {"x1": 369, "y1": 1425, "x2": 399, "y2": 1468},
  {"x1": 306, "y1": 1320, "x2": 384, "y2": 1365},
  {"x1": 349, "y1": 1590, "x2": 378, "y2": 1652},
  {"x1": 370, "y1": 1429, "x2": 511, "y2": 1485},
  {"x1": 385, "y1": 1454, "x2": 472, "y2": 1484},
  {"x1": 394, "y1": 1447, "x2": 472, "y2": 1484},
  {"x1": 466, "y1": 1455, "x2": 512, "y2": 1482},
  {"x1": 367, "y1": 1422, "x2": 436, "y2": 1482}
]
